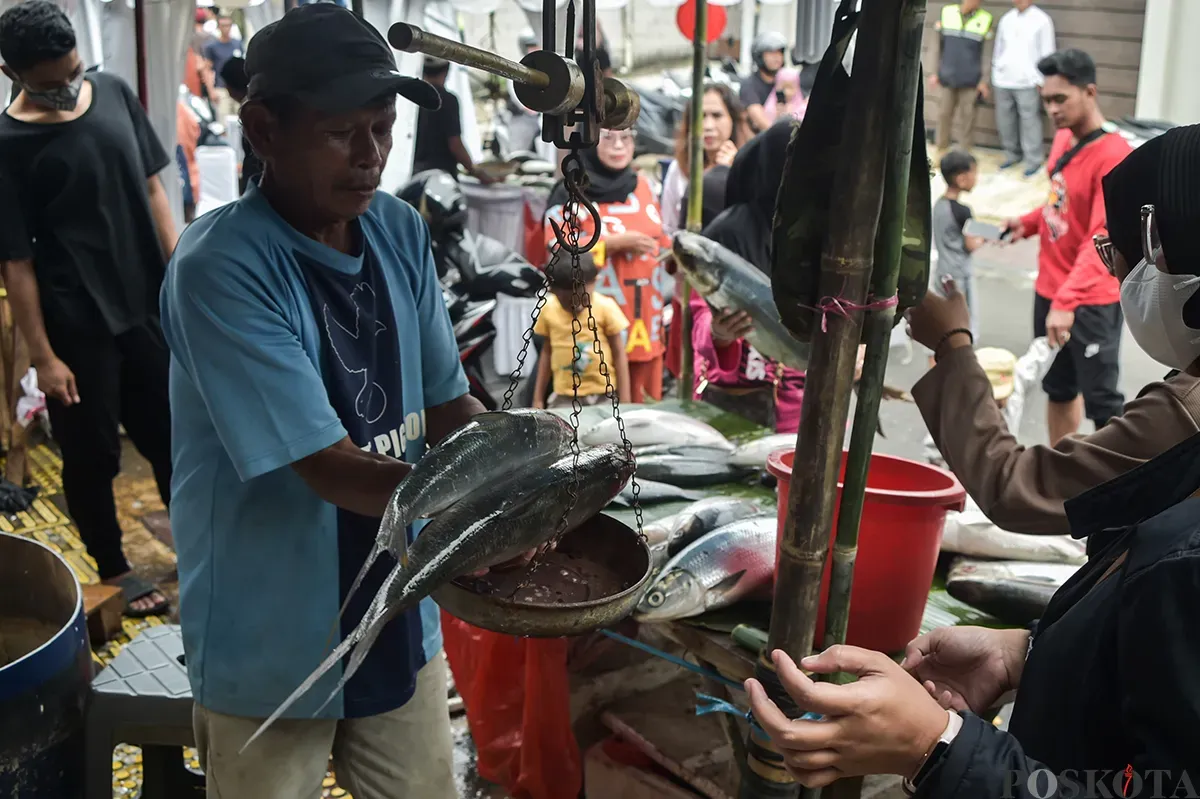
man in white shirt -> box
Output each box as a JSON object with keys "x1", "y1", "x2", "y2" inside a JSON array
[{"x1": 991, "y1": 0, "x2": 1055, "y2": 176}]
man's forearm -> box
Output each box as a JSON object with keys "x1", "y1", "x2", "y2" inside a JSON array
[
  {"x1": 1, "y1": 259, "x2": 56, "y2": 365},
  {"x1": 448, "y1": 136, "x2": 475, "y2": 176},
  {"x1": 292, "y1": 436, "x2": 413, "y2": 518},
  {"x1": 147, "y1": 175, "x2": 179, "y2": 258},
  {"x1": 746, "y1": 104, "x2": 769, "y2": 133},
  {"x1": 426, "y1": 392, "x2": 487, "y2": 446}
]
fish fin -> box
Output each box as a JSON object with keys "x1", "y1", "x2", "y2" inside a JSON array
[
  {"x1": 326, "y1": 547, "x2": 385, "y2": 650},
  {"x1": 239, "y1": 623, "x2": 364, "y2": 754},
  {"x1": 709, "y1": 570, "x2": 747, "y2": 596}
]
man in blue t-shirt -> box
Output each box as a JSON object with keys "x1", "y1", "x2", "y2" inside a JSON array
[{"x1": 161, "y1": 6, "x2": 496, "y2": 796}]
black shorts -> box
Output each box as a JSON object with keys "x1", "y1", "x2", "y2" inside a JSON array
[{"x1": 1033, "y1": 294, "x2": 1125, "y2": 424}]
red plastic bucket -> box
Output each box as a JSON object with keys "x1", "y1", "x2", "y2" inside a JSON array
[{"x1": 765, "y1": 449, "x2": 966, "y2": 654}]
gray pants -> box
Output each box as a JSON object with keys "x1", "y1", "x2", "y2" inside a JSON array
[{"x1": 994, "y1": 87, "x2": 1044, "y2": 168}]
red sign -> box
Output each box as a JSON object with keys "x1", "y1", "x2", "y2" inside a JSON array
[{"x1": 676, "y1": 0, "x2": 727, "y2": 44}]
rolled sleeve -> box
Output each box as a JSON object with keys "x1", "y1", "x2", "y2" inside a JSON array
[{"x1": 163, "y1": 255, "x2": 347, "y2": 481}]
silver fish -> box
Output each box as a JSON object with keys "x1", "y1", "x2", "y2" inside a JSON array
[
  {"x1": 634, "y1": 517, "x2": 777, "y2": 622},
  {"x1": 337, "y1": 409, "x2": 575, "y2": 627},
  {"x1": 941, "y1": 498, "x2": 1087, "y2": 565},
  {"x1": 608, "y1": 477, "x2": 705, "y2": 506},
  {"x1": 580, "y1": 408, "x2": 733, "y2": 452},
  {"x1": 945, "y1": 558, "x2": 1081, "y2": 625},
  {"x1": 634, "y1": 443, "x2": 734, "y2": 461},
  {"x1": 642, "y1": 497, "x2": 768, "y2": 568},
  {"x1": 636, "y1": 454, "x2": 755, "y2": 488},
  {"x1": 728, "y1": 434, "x2": 797, "y2": 468},
  {"x1": 672, "y1": 231, "x2": 810, "y2": 371},
  {"x1": 244, "y1": 444, "x2": 634, "y2": 750}
]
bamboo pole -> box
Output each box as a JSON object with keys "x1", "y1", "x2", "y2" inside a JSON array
[
  {"x1": 824, "y1": 0, "x2": 927, "y2": 662},
  {"x1": 677, "y1": 0, "x2": 707, "y2": 398},
  {"x1": 739, "y1": 1, "x2": 905, "y2": 798}
]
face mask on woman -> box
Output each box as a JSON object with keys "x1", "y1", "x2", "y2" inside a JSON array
[{"x1": 1120, "y1": 257, "x2": 1200, "y2": 370}]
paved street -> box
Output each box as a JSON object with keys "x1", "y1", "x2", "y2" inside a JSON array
[{"x1": 874, "y1": 236, "x2": 1161, "y2": 462}]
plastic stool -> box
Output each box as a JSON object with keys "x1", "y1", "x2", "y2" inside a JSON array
[{"x1": 85, "y1": 624, "x2": 203, "y2": 799}]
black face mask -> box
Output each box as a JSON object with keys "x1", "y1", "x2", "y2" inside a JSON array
[{"x1": 21, "y1": 71, "x2": 84, "y2": 111}]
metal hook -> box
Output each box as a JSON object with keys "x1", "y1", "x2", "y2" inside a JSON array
[{"x1": 550, "y1": 159, "x2": 603, "y2": 254}]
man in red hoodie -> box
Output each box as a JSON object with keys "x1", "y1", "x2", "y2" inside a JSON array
[{"x1": 1002, "y1": 48, "x2": 1131, "y2": 445}]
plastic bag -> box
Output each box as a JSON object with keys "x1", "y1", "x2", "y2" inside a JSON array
[
  {"x1": 441, "y1": 611, "x2": 581, "y2": 799},
  {"x1": 17, "y1": 367, "x2": 45, "y2": 428},
  {"x1": 1002, "y1": 337, "x2": 1057, "y2": 438}
]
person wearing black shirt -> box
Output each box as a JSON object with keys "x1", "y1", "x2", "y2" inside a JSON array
[
  {"x1": 0, "y1": 0, "x2": 175, "y2": 616},
  {"x1": 219, "y1": 55, "x2": 262, "y2": 193},
  {"x1": 412, "y1": 57, "x2": 490, "y2": 181},
  {"x1": 740, "y1": 30, "x2": 787, "y2": 133}
]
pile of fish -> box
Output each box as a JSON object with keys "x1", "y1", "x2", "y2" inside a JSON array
[
  {"x1": 642, "y1": 496, "x2": 767, "y2": 569},
  {"x1": 940, "y1": 496, "x2": 1085, "y2": 624},
  {"x1": 244, "y1": 410, "x2": 634, "y2": 749},
  {"x1": 945, "y1": 558, "x2": 1080, "y2": 626}
]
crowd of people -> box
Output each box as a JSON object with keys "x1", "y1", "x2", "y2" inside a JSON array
[{"x1": 3, "y1": 0, "x2": 1200, "y2": 795}]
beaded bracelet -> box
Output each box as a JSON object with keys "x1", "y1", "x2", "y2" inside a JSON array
[{"x1": 933, "y1": 328, "x2": 974, "y2": 362}]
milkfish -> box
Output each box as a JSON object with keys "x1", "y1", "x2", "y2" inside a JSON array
[
  {"x1": 336, "y1": 409, "x2": 575, "y2": 628},
  {"x1": 636, "y1": 454, "x2": 756, "y2": 489},
  {"x1": 642, "y1": 497, "x2": 767, "y2": 569},
  {"x1": 728, "y1": 434, "x2": 798, "y2": 469},
  {"x1": 671, "y1": 231, "x2": 811, "y2": 371},
  {"x1": 244, "y1": 444, "x2": 634, "y2": 751},
  {"x1": 634, "y1": 517, "x2": 776, "y2": 623},
  {"x1": 607, "y1": 477, "x2": 705, "y2": 507},
  {"x1": 580, "y1": 408, "x2": 734, "y2": 452},
  {"x1": 941, "y1": 498, "x2": 1087, "y2": 565},
  {"x1": 945, "y1": 557, "x2": 1081, "y2": 626}
]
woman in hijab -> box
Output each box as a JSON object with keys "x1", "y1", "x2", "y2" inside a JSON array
[
  {"x1": 743, "y1": 124, "x2": 1200, "y2": 797},
  {"x1": 660, "y1": 84, "x2": 749, "y2": 237},
  {"x1": 763, "y1": 67, "x2": 808, "y2": 124},
  {"x1": 685, "y1": 120, "x2": 808, "y2": 433},
  {"x1": 544, "y1": 129, "x2": 670, "y2": 403}
]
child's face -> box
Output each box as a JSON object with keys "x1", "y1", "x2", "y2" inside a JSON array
[
  {"x1": 552, "y1": 281, "x2": 597, "y2": 310},
  {"x1": 956, "y1": 164, "x2": 979, "y2": 192}
]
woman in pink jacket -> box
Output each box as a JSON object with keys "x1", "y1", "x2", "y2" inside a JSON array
[{"x1": 688, "y1": 121, "x2": 806, "y2": 434}]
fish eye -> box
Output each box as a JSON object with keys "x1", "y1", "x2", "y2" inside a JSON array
[{"x1": 646, "y1": 590, "x2": 664, "y2": 607}]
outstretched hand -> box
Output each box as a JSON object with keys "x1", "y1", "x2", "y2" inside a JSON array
[
  {"x1": 901, "y1": 626, "x2": 1030, "y2": 715},
  {"x1": 906, "y1": 277, "x2": 973, "y2": 354},
  {"x1": 744, "y1": 647, "x2": 949, "y2": 788}
]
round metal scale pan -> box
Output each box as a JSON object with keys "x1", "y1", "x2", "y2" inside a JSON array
[{"x1": 432, "y1": 513, "x2": 651, "y2": 638}]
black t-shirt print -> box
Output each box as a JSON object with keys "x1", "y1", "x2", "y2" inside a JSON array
[
  {"x1": 412, "y1": 86, "x2": 462, "y2": 177},
  {"x1": 0, "y1": 71, "x2": 171, "y2": 336}
]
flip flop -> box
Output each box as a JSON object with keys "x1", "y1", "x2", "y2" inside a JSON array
[{"x1": 112, "y1": 573, "x2": 170, "y2": 618}]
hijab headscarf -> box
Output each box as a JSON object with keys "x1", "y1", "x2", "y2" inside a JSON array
[
  {"x1": 546, "y1": 144, "x2": 639, "y2": 209},
  {"x1": 703, "y1": 119, "x2": 795, "y2": 274},
  {"x1": 1103, "y1": 124, "x2": 1200, "y2": 274},
  {"x1": 763, "y1": 68, "x2": 807, "y2": 124}
]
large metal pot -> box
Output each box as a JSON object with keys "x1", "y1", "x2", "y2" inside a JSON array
[{"x1": 0, "y1": 532, "x2": 92, "y2": 798}]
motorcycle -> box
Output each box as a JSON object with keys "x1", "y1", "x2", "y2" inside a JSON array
[{"x1": 399, "y1": 170, "x2": 546, "y2": 409}]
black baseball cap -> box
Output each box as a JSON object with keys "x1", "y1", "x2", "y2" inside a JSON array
[{"x1": 245, "y1": 2, "x2": 439, "y2": 114}]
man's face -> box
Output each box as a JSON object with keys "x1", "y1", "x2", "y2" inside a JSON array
[
  {"x1": 762, "y1": 49, "x2": 785, "y2": 74},
  {"x1": 1040, "y1": 74, "x2": 1095, "y2": 130},
  {"x1": 2, "y1": 50, "x2": 81, "y2": 94},
  {"x1": 1012, "y1": 0, "x2": 1033, "y2": 10},
  {"x1": 246, "y1": 97, "x2": 396, "y2": 222},
  {"x1": 217, "y1": 17, "x2": 233, "y2": 37},
  {"x1": 961, "y1": 0, "x2": 981, "y2": 12}
]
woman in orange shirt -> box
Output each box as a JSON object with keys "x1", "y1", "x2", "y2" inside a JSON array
[{"x1": 545, "y1": 129, "x2": 670, "y2": 402}]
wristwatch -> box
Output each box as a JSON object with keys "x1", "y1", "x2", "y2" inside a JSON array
[{"x1": 902, "y1": 710, "x2": 964, "y2": 796}]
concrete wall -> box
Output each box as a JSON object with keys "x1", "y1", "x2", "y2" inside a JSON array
[{"x1": 1135, "y1": 0, "x2": 1200, "y2": 124}]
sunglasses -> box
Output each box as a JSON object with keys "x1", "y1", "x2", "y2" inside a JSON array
[{"x1": 1093, "y1": 204, "x2": 1163, "y2": 276}]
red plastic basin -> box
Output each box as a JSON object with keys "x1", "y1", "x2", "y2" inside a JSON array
[{"x1": 765, "y1": 449, "x2": 966, "y2": 654}]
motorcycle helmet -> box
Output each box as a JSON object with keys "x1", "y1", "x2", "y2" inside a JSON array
[
  {"x1": 517, "y1": 27, "x2": 539, "y2": 53},
  {"x1": 396, "y1": 170, "x2": 468, "y2": 234},
  {"x1": 752, "y1": 31, "x2": 788, "y2": 71}
]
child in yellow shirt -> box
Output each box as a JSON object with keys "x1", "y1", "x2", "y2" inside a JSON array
[{"x1": 532, "y1": 258, "x2": 631, "y2": 408}]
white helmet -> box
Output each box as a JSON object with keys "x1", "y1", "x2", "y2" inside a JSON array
[{"x1": 752, "y1": 31, "x2": 788, "y2": 70}]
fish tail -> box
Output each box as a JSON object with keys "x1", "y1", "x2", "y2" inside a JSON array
[
  {"x1": 326, "y1": 495, "x2": 411, "y2": 646},
  {"x1": 312, "y1": 613, "x2": 388, "y2": 717},
  {"x1": 326, "y1": 547, "x2": 381, "y2": 648},
  {"x1": 239, "y1": 623, "x2": 365, "y2": 754}
]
